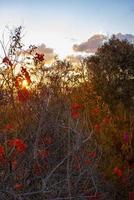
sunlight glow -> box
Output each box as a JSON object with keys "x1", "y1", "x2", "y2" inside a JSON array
[{"x1": 22, "y1": 80, "x2": 29, "y2": 88}]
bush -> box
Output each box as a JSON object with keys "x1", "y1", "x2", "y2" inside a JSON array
[{"x1": 0, "y1": 27, "x2": 133, "y2": 200}]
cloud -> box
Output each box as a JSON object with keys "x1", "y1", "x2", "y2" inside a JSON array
[
  {"x1": 20, "y1": 43, "x2": 56, "y2": 63},
  {"x1": 73, "y1": 33, "x2": 134, "y2": 53},
  {"x1": 65, "y1": 37, "x2": 79, "y2": 42},
  {"x1": 115, "y1": 33, "x2": 134, "y2": 43},
  {"x1": 66, "y1": 54, "x2": 83, "y2": 64},
  {"x1": 73, "y1": 34, "x2": 107, "y2": 53}
]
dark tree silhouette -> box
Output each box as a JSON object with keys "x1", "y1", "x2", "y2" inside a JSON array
[{"x1": 85, "y1": 36, "x2": 134, "y2": 113}]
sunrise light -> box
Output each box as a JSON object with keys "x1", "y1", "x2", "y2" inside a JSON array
[{"x1": 22, "y1": 79, "x2": 29, "y2": 89}]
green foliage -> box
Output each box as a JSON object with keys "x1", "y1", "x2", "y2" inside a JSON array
[{"x1": 85, "y1": 36, "x2": 134, "y2": 112}]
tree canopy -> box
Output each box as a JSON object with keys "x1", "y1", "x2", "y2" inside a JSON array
[{"x1": 86, "y1": 37, "x2": 134, "y2": 112}]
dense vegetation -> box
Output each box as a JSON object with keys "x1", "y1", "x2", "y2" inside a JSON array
[{"x1": 0, "y1": 27, "x2": 133, "y2": 200}]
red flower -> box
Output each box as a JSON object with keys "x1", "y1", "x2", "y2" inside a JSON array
[
  {"x1": 17, "y1": 89, "x2": 29, "y2": 102},
  {"x1": 0, "y1": 145, "x2": 6, "y2": 165},
  {"x1": 113, "y1": 166, "x2": 123, "y2": 177},
  {"x1": 0, "y1": 145, "x2": 5, "y2": 157},
  {"x1": 102, "y1": 116, "x2": 110, "y2": 124},
  {"x1": 34, "y1": 53, "x2": 44, "y2": 62},
  {"x1": 94, "y1": 124, "x2": 101, "y2": 133},
  {"x1": 85, "y1": 159, "x2": 91, "y2": 165},
  {"x1": 8, "y1": 138, "x2": 27, "y2": 153},
  {"x1": 71, "y1": 103, "x2": 82, "y2": 110},
  {"x1": 4, "y1": 123, "x2": 14, "y2": 132},
  {"x1": 71, "y1": 111, "x2": 80, "y2": 119},
  {"x1": 88, "y1": 151, "x2": 96, "y2": 158},
  {"x1": 92, "y1": 107, "x2": 100, "y2": 115},
  {"x1": 3, "y1": 57, "x2": 12, "y2": 66},
  {"x1": 71, "y1": 103, "x2": 82, "y2": 119},
  {"x1": 14, "y1": 183, "x2": 23, "y2": 190}
]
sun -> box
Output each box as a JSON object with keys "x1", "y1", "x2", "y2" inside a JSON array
[{"x1": 22, "y1": 80, "x2": 29, "y2": 89}]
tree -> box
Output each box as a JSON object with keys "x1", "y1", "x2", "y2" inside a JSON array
[{"x1": 85, "y1": 36, "x2": 134, "y2": 113}]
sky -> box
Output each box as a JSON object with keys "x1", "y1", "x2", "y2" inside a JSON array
[{"x1": 0, "y1": 0, "x2": 134, "y2": 58}]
